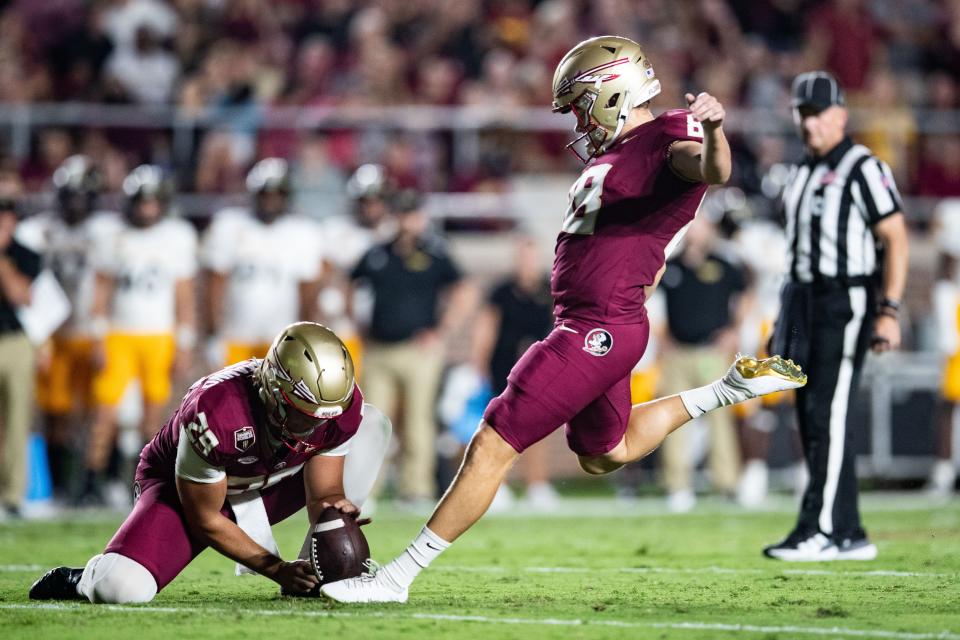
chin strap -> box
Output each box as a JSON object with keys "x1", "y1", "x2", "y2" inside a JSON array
[{"x1": 601, "y1": 88, "x2": 635, "y2": 154}]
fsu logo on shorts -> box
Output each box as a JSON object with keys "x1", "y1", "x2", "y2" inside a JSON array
[
  {"x1": 234, "y1": 426, "x2": 256, "y2": 452},
  {"x1": 583, "y1": 328, "x2": 613, "y2": 357}
]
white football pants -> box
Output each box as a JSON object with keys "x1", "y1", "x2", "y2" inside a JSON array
[{"x1": 77, "y1": 552, "x2": 158, "y2": 604}]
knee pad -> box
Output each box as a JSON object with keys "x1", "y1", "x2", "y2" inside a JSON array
[
  {"x1": 343, "y1": 404, "x2": 393, "y2": 508},
  {"x1": 78, "y1": 553, "x2": 158, "y2": 604}
]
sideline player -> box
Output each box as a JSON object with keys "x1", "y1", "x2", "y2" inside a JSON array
[
  {"x1": 321, "y1": 36, "x2": 806, "y2": 603},
  {"x1": 29, "y1": 322, "x2": 392, "y2": 603},
  {"x1": 79, "y1": 166, "x2": 198, "y2": 502},
  {"x1": 203, "y1": 158, "x2": 323, "y2": 368},
  {"x1": 20, "y1": 156, "x2": 121, "y2": 495},
  {"x1": 318, "y1": 164, "x2": 397, "y2": 369}
]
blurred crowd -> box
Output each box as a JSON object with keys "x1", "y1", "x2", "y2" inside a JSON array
[
  {"x1": 0, "y1": 0, "x2": 956, "y2": 199},
  {"x1": 0, "y1": 0, "x2": 959, "y2": 519}
]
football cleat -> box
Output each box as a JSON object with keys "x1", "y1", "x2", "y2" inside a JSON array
[
  {"x1": 736, "y1": 355, "x2": 807, "y2": 385},
  {"x1": 320, "y1": 563, "x2": 408, "y2": 604},
  {"x1": 720, "y1": 355, "x2": 807, "y2": 402},
  {"x1": 835, "y1": 537, "x2": 878, "y2": 561},
  {"x1": 29, "y1": 566, "x2": 84, "y2": 600},
  {"x1": 763, "y1": 531, "x2": 838, "y2": 562}
]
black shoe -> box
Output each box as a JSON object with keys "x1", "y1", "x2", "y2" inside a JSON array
[
  {"x1": 763, "y1": 529, "x2": 838, "y2": 561},
  {"x1": 29, "y1": 567, "x2": 84, "y2": 600}
]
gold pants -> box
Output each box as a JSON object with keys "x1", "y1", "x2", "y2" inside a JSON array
[
  {"x1": 658, "y1": 344, "x2": 740, "y2": 494},
  {"x1": 0, "y1": 332, "x2": 35, "y2": 507},
  {"x1": 361, "y1": 338, "x2": 445, "y2": 500}
]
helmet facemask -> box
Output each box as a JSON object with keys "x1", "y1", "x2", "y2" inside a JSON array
[{"x1": 257, "y1": 360, "x2": 329, "y2": 452}]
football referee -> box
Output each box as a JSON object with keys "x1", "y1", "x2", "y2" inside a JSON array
[{"x1": 765, "y1": 71, "x2": 909, "y2": 562}]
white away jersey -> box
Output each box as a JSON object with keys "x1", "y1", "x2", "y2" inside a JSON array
[
  {"x1": 16, "y1": 211, "x2": 123, "y2": 336},
  {"x1": 734, "y1": 220, "x2": 788, "y2": 322},
  {"x1": 202, "y1": 208, "x2": 322, "y2": 342},
  {"x1": 95, "y1": 217, "x2": 198, "y2": 333},
  {"x1": 319, "y1": 213, "x2": 395, "y2": 272}
]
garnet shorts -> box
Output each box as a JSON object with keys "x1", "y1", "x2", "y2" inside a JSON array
[
  {"x1": 483, "y1": 317, "x2": 649, "y2": 457},
  {"x1": 103, "y1": 473, "x2": 306, "y2": 591}
]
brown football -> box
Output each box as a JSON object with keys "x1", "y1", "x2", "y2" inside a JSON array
[{"x1": 309, "y1": 506, "x2": 371, "y2": 585}]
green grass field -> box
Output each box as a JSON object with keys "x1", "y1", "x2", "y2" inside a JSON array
[{"x1": 1, "y1": 493, "x2": 958, "y2": 639}]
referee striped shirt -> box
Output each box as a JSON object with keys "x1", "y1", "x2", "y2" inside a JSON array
[{"x1": 782, "y1": 136, "x2": 903, "y2": 283}]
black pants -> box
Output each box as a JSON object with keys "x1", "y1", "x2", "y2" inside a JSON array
[{"x1": 771, "y1": 281, "x2": 875, "y2": 541}]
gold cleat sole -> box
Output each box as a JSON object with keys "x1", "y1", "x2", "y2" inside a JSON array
[{"x1": 735, "y1": 355, "x2": 808, "y2": 386}]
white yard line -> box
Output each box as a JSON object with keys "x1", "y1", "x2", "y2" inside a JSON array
[
  {"x1": 437, "y1": 565, "x2": 953, "y2": 578},
  {"x1": 0, "y1": 603, "x2": 956, "y2": 640},
  {"x1": 0, "y1": 565, "x2": 41, "y2": 572}
]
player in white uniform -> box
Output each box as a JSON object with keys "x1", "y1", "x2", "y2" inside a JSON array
[
  {"x1": 203, "y1": 158, "x2": 323, "y2": 368},
  {"x1": 929, "y1": 199, "x2": 960, "y2": 496},
  {"x1": 81, "y1": 165, "x2": 198, "y2": 502},
  {"x1": 318, "y1": 164, "x2": 397, "y2": 366},
  {"x1": 16, "y1": 156, "x2": 122, "y2": 496}
]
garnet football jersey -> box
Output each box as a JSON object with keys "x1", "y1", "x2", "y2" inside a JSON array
[
  {"x1": 137, "y1": 359, "x2": 364, "y2": 494},
  {"x1": 552, "y1": 109, "x2": 709, "y2": 324}
]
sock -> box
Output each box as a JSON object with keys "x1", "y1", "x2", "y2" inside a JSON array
[
  {"x1": 679, "y1": 381, "x2": 726, "y2": 418},
  {"x1": 379, "y1": 526, "x2": 450, "y2": 590},
  {"x1": 679, "y1": 372, "x2": 752, "y2": 419}
]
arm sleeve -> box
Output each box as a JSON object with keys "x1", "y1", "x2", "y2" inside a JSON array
[
  {"x1": 661, "y1": 109, "x2": 706, "y2": 145},
  {"x1": 855, "y1": 157, "x2": 904, "y2": 225},
  {"x1": 319, "y1": 434, "x2": 353, "y2": 457},
  {"x1": 175, "y1": 428, "x2": 227, "y2": 483}
]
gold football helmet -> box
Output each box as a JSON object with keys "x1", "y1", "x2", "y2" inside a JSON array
[
  {"x1": 256, "y1": 322, "x2": 356, "y2": 436},
  {"x1": 552, "y1": 36, "x2": 661, "y2": 161}
]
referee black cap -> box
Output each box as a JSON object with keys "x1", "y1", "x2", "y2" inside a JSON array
[{"x1": 791, "y1": 71, "x2": 845, "y2": 112}]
